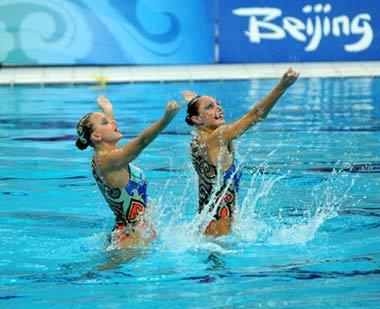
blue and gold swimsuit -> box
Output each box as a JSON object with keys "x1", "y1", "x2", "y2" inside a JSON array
[
  {"x1": 190, "y1": 135, "x2": 242, "y2": 220},
  {"x1": 92, "y1": 157, "x2": 147, "y2": 235}
]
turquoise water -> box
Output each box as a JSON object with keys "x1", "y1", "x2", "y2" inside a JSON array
[{"x1": 0, "y1": 78, "x2": 379, "y2": 307}]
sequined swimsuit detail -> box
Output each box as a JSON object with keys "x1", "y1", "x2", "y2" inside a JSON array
[
  {"x1": 92, "y1": 158, "x2": 147, "y2": 234},
  {"x1": 190, "y1": 136, "x2": 242, "y2": 220}
]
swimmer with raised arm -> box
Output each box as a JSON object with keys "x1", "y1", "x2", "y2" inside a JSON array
[
  {"x1": 76, "y1": 96, "x2": 181, "y2": 247},
  {"x1": 184, "y1": 68, "x2": 299, "y2": 237}
]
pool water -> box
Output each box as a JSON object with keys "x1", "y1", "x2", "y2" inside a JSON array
[{"x1": 0, "y1": 77, "x2": 379, "y2": 307}]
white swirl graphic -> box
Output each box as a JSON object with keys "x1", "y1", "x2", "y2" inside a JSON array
[
  {"x1": 80, "y1": 0, "x2": 181, "y2": 61},
  {"x1": 0, "y1": 20, "x2": 15, "y2": 61},
  {"x1": 0, "y1": 0, "x2": 93, "y2": 64}
]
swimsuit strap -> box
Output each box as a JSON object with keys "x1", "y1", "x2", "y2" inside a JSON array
[{"x1": 129, "y1": 163, "x2": 146, "y2": 184}]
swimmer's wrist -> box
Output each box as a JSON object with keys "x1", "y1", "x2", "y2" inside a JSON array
[
  {"x1": 161, "y1": 111, "x2": 175, "y2": 126},
  {"x1": 275, "y1": 82, "x2": 288, "y2": 92},
  {"x1": 159, "y1": 116, "x2": 170, "y2": 127}
]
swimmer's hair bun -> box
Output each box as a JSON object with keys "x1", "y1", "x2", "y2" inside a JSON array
[
  {"x1": 76, "y1": 138, "x2": 89, "y2": 150},
  {"x1": 185, "y1": 115, "x2": 195, "y2": 126}
]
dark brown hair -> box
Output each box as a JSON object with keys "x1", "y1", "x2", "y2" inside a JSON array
[
  {"x1": 75, "y1": 113, "x2": 94, "y2": 150},
  {"x1": 185, "y1": 95, "x2": 201, "y2": 126}
]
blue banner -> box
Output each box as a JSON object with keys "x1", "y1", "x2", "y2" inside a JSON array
[
  {"x1": 0, "y1": 0, "x2": 215, "y2": 65},
  {"x1": 219, "y1": 0, "x2": 380, "y2": 63}
]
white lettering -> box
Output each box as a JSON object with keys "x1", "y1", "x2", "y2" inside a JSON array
[
  {"x1": 305, "y1": 15, "x2": 322, "y2": 51},
  {"x1": 323, "y1": 16, "x2": 331, "y2": 36},
  {"x1": 233, "y1": 8, "x2": 285, "y2": 43},
  {"x1": 233, "y1": 3, "x2": 374, "y2": 53},
  {"x1": 283, "y1": 17, "x2": 306, "y2": 42},
  {"x1": 345, "y1": 14, "x2": 373, "y2": 52},
  {"x1": 322, "y1": 4, "x2": 332, "y2": 36},
  {"x1": 332, "y1": 16, "x2": 350, "y2": 36}
]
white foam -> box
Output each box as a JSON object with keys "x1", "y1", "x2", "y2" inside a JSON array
[{"x1": 268, "y1": 207, "x2": 337, "y2": 245}]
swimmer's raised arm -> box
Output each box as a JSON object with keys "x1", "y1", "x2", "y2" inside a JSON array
[
  {"x1": 102, "y1": 100, "x2": 181, "y2": 170},
  {"x1": 97, "y1": 95, "x2": 114, "y2": 119},
  {"x1": 218, "y1": 68, "x2": 299, "y2": 142}
]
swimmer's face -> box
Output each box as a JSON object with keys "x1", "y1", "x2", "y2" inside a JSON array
[
  {"x1": 193, "y1": 96, "x2": 225, "y2": 128},
  {"x1": 90, "y1": 112, "x2": 122, "y2": 143}
]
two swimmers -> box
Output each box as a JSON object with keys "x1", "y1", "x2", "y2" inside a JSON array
[{"x1": 76, "y1": 68, "x2": 299, "y2": 246}]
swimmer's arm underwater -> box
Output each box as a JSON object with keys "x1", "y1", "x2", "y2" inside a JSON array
[
  {"x1": 97, "y1": 95, "x2": 114, "y2": 119},
  {"x1": 102, "y1": 100, "x2": 181, "y2": 171},
  {"x1": 217, "y1": 68, "x2": 299, "y2": 143}
]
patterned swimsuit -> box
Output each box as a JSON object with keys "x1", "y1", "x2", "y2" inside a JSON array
[
  {"x1": 92, "y1": 158, "x2": 148, "y2": 235},
  {"x1": 190, "y1": 135, "x2": 242, "y2": 220}
]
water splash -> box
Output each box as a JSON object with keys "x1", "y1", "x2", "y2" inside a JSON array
[
  {"x1": 144, "y1": 170, "x2": 237, "y2": 254},
  {"x1": 267, "y1": 206, "x2": 336, "y2": 245},
  {"x1": 233, "y1": 144, "x2": 283, "y2": 242},
  {"x1": 268, "y1": 165, "x2": 356, "y2": 245},
  {"x1": 114, "y1": 130, "x2": 359, "y2": 253},
  {"x1": 229, "y1": 135, "x2": 357, "y2": 246}
]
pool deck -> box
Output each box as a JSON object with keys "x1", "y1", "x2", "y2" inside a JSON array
[{"x1": 1, "y1": 62, "x2": 380, "y2": 85}]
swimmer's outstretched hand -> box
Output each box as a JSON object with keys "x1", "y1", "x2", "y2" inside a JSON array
[
  {"x1": 162, "y1": 100, "x2": 181, "y2": 124},
  {"x1": 183, "y1": 90, "x2": 198, "y2": 103},
  {"x1": 279, "y1": 68, "x2": 299, "y2": 89},
  {"x1": 97, "y1": 95, "x2": 114, "y2": 119}
]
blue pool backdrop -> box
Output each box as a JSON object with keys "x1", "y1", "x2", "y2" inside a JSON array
[
  {"x1": 0, "y1": 0, "x2": 216, "y2": 65},
  {"x1": 0, "y1": 0, "x2": 379, "y2": 65}
]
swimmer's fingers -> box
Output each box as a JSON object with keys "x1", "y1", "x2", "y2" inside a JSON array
[
  {"x1": 280, "y1": 68, "x2": 300, "y2": 88},
  {"x1": 163, "y1": 100, "x2": 182, "y2": 122},
  {"x1": 97, "y1": 95, "x2": 109, "y2": 107},
  {"x1": 97, "y1": 95, "x2": 114, "y2": 118},
  {"x1": 287, "y1": 68, "x2": 300, "y2": 80},
  {"x1": 283, "y1": 67, "x2": 299, "y2": 80},
  {"x1": 167, "y1": 99, "x2": 182, "y2": 109},
  {"x1": 183, "y1": 90, "x2": 197, "y2": 102}
]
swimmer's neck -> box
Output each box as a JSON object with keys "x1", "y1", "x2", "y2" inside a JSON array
[
  {"x1": 94, "y1": 142, "x2": 119, "y2": 157},
  {"x1": 197, "y1": 126, "x2": 218, "y2": 135}
]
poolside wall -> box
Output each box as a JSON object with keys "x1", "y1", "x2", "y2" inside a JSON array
[{"x1": 0, "y1": 0, "x2": 379, "y2": 66}]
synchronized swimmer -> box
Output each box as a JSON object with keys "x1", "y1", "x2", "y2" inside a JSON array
[
  {"x1": 183, "y1": 68, "x2": 299, "y2": 236},
  {"x1": 76, "y1": 96, "x2": 181, "y2": 248},
  {"x1": 75, "y1": 68, "x2": 299, "y2": 247}
]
